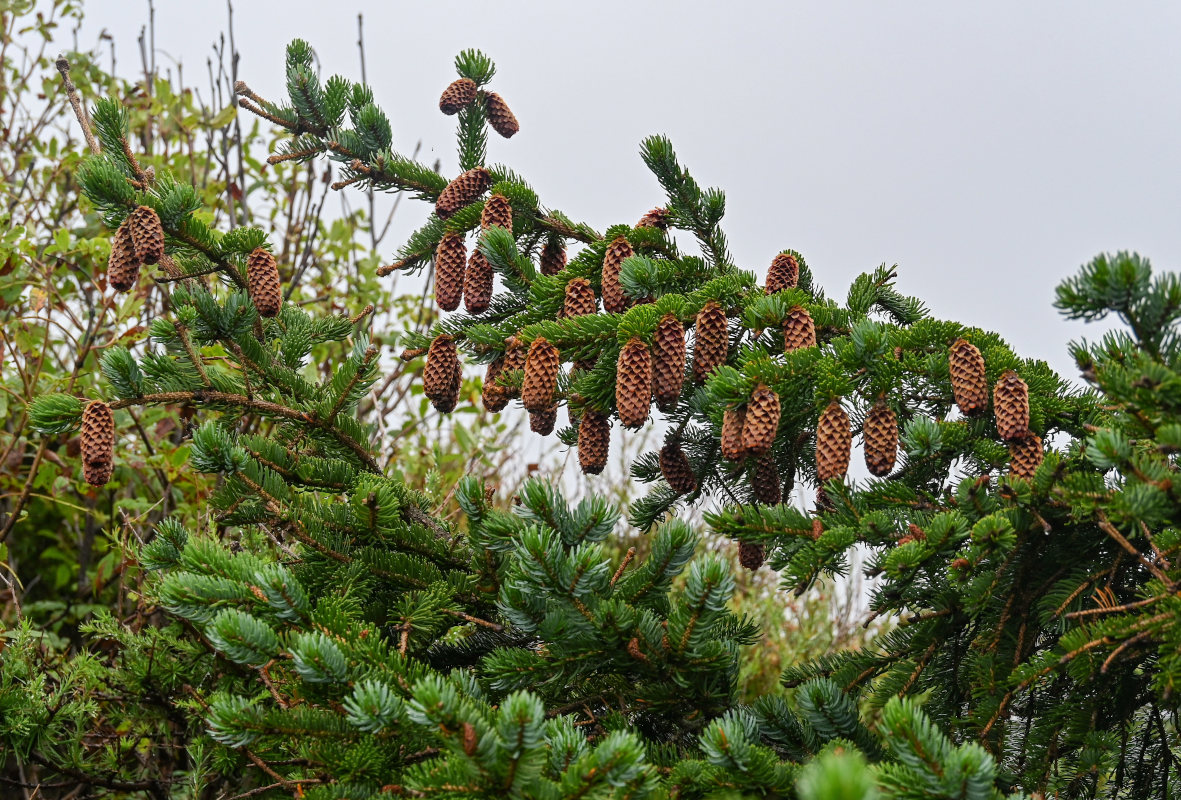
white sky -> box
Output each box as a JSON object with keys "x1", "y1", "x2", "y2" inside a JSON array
[{"x1": 81, "y1": 0, "x2": 1181, "y2": 382}]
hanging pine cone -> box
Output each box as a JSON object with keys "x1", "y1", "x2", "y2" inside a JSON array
[
  {"x1": 752, "y1": 450, "x2": 782, "y2": 505},
  {"x1": 522, "y1": 337, "x2": 561, "y2": 413},
  {"x1": 484, "y1": 92, "x2": 519, "y2": 138},
  {"x1": 107, "y1": 219, "x2": 141, "y2": 293},
  {"x1": 434, "y1": 232, "x2": 467, "y2": 312},
  {"x1": 562, "y1": 277, "x2": 597, "y2": 318},
  {"x1": 80, "y1": 400, "x2": 114, "y2": 487},
  {"x1": 816, "y1": 400, "x2": 852, "y2": 482},
  {"x1": 246, "y1": 247, "x2": 282, "y2": 318},
  {"x1": 993, "y1": 370, "x2": 1030, "y2": 441},
  {"x1": 481, "y1": 193, "x2": 513, "y2": 232},
  {"x1": 501, "y1": 337, "x2": 527, "y2": 394},
  {"x1": 651, "y1": 314, "x2": 686, "y2": 410},
  {"x1": 530, "y1": 406, "x2": 557, "y2": 436},
  {"x1": 742, "y1": 384, "x2": 781, "y2": 456},
  {"x1": 482, "y1": 355, "x2": 510, "y2": 412},
  {"x1": 616, "y1": 337, "x2": 652, "y2": 429},
  {"x1": 435, "y1": 167, "x2": 492, "y2": 219},
  {"x1": 636, "y1": 207, "x2": 671, "y2": 229},
  {"x1": 439, "y1": 78, "x2": 478, "y2": 115},
  {"x1": 578, "y1": 409, "x2": 610, "y2": 475},
  {"x1": 738, "y1": 542, "x2": 766, "y2": 571},
  {"x1": 863, "y1": 399, "x2": 898, "y2": 477},
  {"x1": 782, "y1": 306, "x2": 816, "y2": 353},
  {"x1": 601, "y1": 236, "x2": 634, "y2": 314},
  {"x1": 540, "y1": 239, "x2": 566, "y2": 275},
  {"x1": 424, "y1": 335, "x2": 461, "y2": 413},
  {"x1": 949, "y1": 338, "x2": 988, "y2": 416},
  {"x1": 660, "y1": 441, "x2": 697, "y2": 494},
  {"x1": 1008, "y1": 433, "x2": 1043, "y2": 479},
  {"x1": 721, "y1": 406, "x2": 747, "y2": 461},
  {"x1": 692, "y1": 301, "x2": 728, "y2": 381},
  {"x1": 128, "y1": 205, "x2": 164, "y2": 265},
  {"x1": 464, "y1": 249, "x2": 493, "y2": 314},
  {"x1": 766, "y1": 252, "x2": 799, "y2": 294}
]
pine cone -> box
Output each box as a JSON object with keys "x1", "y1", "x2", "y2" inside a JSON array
[
  {"x1": 530, "y1": 406, "x2": 557, "y2": 436},
  {"x1": 993, "y1": 370, "x2": 1030, "y2": 441},
  {"x1": 949, "y1": 338, "x2": 988, "y2": 415},
  {"x1": 615, "y1": 338, "x2": 652, "y2": 429},
  {"x1": 481, "y1": 193, "x2": 513, "y2": 232},
  {"x1": 128, "y1": 205, "x2": 165, "y2": 265},
  {"x1": 651, "y1": 314, "x2": 686, "y2": 410},
  {"x1": 436, "y1": 167, "x2": 492, "y2": 219},
  {"x1": 738, "y1": 542, "x2": 766, "y2": 572},
  {"x1": 464, "y1": 249, "x2": 493, "y2": 314},
  {"x1": 721, "y1": 406, "x2": 747, "y2": 460},
  {"x1": 660, "y1": 441, "x2": 697, "y2": 494},
  {"x1": 601, "y1": 236, "x2": 633, "y2": 314},
  {"x1": 752, "y1": 450, "x2": 782, "y2": 505},
  {"x1": 485, "y1": 92, "x2": 519, "y2": 138},
  {"x1": 692, "y1": 301, "x2": 728, "y2": 381},
  {"x1": 1008, "y1": 433, "x2": 1043, "y2": 479},
  {"x1": 540, "y1": 239, "x2": 566, "y2": 275},
  {"x1": 501, "y1": 337, "x2": 527, "y2": 395},
  {"x1": 578, "y1": 409, "x2": 610, "y2": 475},
  {"x1": 766, "y1": 252, "x2": 799, "y2": 294},
  {"x1": 81, "y1": 400, "x2": 114, "y2": 487},
  {"x1": 522, "y1": 337, "x2": 560, "y2": 412},
  {"x1": 562, "y1": 277, "x2": 597, "y2": 319},
  {"x1": 424, "y1": 335, "x2": 461, "y2": 413},
  {"x1": 107, "y1": 219, "x2": 141, "y2": 293},
  {"x1": 246, "y1": 247, "x2": 282, "y2": 318},
  {"x1": 439, "y1": 78, "x2": 478, "y2": 115},
  {"x1": 462, "y1": 721, "x2": 479, "y2": 757},
  {"x1": 742, "y1": 384, "x2": 781, "y2": 456},
  {"x1": 434, "y1": 232, "x2": 467, "y2": 312},
  {"x1": 816, "y1": 400, "x2": 852, "y2": 482},
  {"x1": 782, "y1": 306, "x2": 816, "y2": 352},
  {"x1": 863, "y1": 399, "x2": 898, "y2": 477},
  {"x1": 636, "y1": 207, "x2": 671, "y2": 229},
  {"x1": 482, "y1": 355, "x2": 510, "y2": 412}
]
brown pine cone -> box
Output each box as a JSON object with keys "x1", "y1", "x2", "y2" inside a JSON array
[
  {"x1": 783, "y1": 306, "x2": 817, "y2": 353},
  {"x1": 816, "y1": 400, "x2": 852, "y2": 482},
  {"x1": 439, "y1": 78, "x2": 478, "y2": 115},
  {"x1": 738, "y1": 542, "x2": 766, "y2": 571},
  {"x1": 752, "y1": 450, "x2": 782, "y2": 505},
  {"x1": 578, "y1": 409, "x2": 610, "y2": 475},
  {"x1": 659, "y1": 441, "x2": 697, "y2": 494},
  {"x1": 651, "y1": 314, "x2": 686, "y2": 410},
  {"x1": 601, "y1": 236, "x2": 634, "y2": 314},
  {"x1": 462, "y1": 721, "x2": 479, "y2": 757},
  {"x1": 530, "y1": 406, "x2": 557, "y2": 436},
  {"x1": 424, "y1": 335, "x2": 461, "y2": 413},
  {"x1": 766, "y1": 252, "x2": 799, "y2": 294},
  {"x1": 522, "y1": 337, "x2": 561, "y2": 413},
  {"x1": 562, "y1": 278, "x2": 598, "y2": 318},
  {"x1": 80, "y1": 400, "x2": 114, "y2": 487},
  {"x1": 464, "y1": 249, "x2": 493, "y2": 314},
  {"x1": 1008, "y1": 433, "x2": 1043, "y2": 479},
  {"x1": 721, "y1": 406, "x2": 747, "y2": 461},
  {"x1": 863, "y1": 399, "x2": 898, "y2": 477},
  {"x1": 485, "y1": 92, "x2": 519, "y2": 138},
  {"x1": 107, "y1": 219, "x2": 141, "y2": 293},
  {"x1": 636, "y1": 207, "x2": 671, "y2": 229},
  {"x1": 482, "y1": 355, "x2": 510, "y2": 412},
  {"x1": 128, "y1": 205, "x2": 165, "y2": 265},
  {"x1": 692, "y1": 301, "x2": 728, "y2": 381},
  {"x1": 434, "y1": 232, "x2": 467, "y2": 312},
  {"x1": 616, "y1": 337, "x2": 652, "y2": 429},
  {"x1": 436, "y1": 167, "x2": 492, "y2": 219},
  {"x1": 501, "y1": 337, "x2": 527, "y2": 393},
  {"x1": 993, "y1": 370, "x2": 1030, "y2": 441},
  {"x1": 540, "y1": 239, "x2": 566, "y2": 275},
  {"x1": 246, "y1": 247, "x2": 282, "y2": 318},
  {"x1": 481, "y1": 193, "x2": 513, "y2": 232},
  {"x1": 949, "y1": 338, "x2": 988, "y2": 415},
  {"x1": 742, "y1": 384, "x2": 781, "y2": 456}
]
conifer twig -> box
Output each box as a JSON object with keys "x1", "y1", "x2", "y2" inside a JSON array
[{"x1": 55, "y1": 56, "x2": 100, "y2": 155}]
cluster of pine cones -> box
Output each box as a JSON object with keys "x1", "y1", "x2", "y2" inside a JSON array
[
  {"x1": 949, "y1": 339, "x2": 1042, "y2": 477},
  {"x1": 438, "y1": 78, "x2": 519, "y2": 138}
]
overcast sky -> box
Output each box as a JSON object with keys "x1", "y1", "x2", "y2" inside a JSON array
[{"x1": 82, "y1": 1, "x2": 1181, "y2": 382}]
